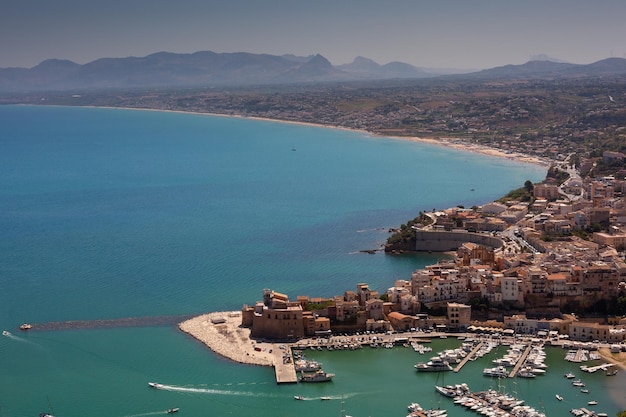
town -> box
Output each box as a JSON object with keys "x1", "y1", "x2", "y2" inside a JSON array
[{"x1": 242, "y1": 149, "x2": 626, "y2": 344}]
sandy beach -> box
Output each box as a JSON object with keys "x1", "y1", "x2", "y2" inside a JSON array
[
  {"x1": 89, "y1": 105, "x2": 550, "y2": 169},
  {"x1": 178, "y1": 311, "x2": 276, "y2": 367},
  {"x1": 597, "y1": 347, "x2": 626, "y2": 371}
]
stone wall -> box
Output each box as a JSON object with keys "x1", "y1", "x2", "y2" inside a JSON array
[{"x1": 415, "y1": 230, "x2": 503, "y2": 252}]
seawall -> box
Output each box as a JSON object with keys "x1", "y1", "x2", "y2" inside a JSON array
[{"x1": 415, "y1": 230, "x2": 503, "y2": 251}]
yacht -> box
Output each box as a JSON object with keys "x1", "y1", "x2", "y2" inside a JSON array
[
  {"x1": 483, "y1": 366, "x2": 508, "y2": 378},
  {"x1": 415, "y1": 357, "x2": 452, "y2": 372}
]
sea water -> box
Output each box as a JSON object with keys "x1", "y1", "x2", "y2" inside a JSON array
[{"x1": 0, "y1": 105, "x2": 620, "y2": 417}]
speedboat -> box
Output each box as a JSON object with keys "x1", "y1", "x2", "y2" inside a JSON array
[
  {"x1": 148, "y1": 382, "x2": 164, "y2": 389},
  {"x1": 320, "y1": 396, "x2": 331, "y2": 401},
  {"x1": 556, "y1": 395, "x2": 563, "y2": 401},
  {"x1": 294, "y1": 396, "x2": 304, "y2": 400},
  {"x1": 166, "y1": 408, "x2": 179, "y2": 413},
  {"x1": 2, "y1": 330, "x2": 9, "y2": 336}
]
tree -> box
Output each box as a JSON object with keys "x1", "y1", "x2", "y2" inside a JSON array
[{"x1": 524, "y1": 180, "x2": 534, "y2": 193}]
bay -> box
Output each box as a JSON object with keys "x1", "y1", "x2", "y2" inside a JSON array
[{"x1": 1, "y1": 105, "x2": 616, "y2": 417}]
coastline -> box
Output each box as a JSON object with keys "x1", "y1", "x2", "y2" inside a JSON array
[
  {"x1": 72, "y1": 104, "x2": 550, "y2": 169},
  {"x1": 180, "y1": 311, "x2": 626, "y2": 377},
  {"x1": 597, "y1": 347, "x2": 626, "y2": 371},
  {"x1": 178, "y1": 311, "x2": 275, "y2": 367}
]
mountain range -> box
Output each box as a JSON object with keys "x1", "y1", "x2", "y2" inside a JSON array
[{"x1": 1, "y1": 51, "x2": 626, "y2": 93}]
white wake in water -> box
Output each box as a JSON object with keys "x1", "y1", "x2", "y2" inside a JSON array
[
  {"x1": 153, "y1": 383, "x2": 280, "y2": 398},
  {"x1": 124, "y1": 411, "x2": 169, "y2": 417},
  {"x1": 2, "y1": 331, "x2": 35, "y2": 344}
]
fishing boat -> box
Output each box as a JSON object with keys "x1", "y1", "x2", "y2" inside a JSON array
[
  {"x1": 294, "y1": 359, "x2": 322, "y2": 372},
  {"x1": 299, "y1": 370, "x2": 334, "y2": 382}
]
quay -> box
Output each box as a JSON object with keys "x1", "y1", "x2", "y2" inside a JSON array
[
  {"x1": 453, "y1": 342, "x2": 484, "y2": 372},
  {"x1": 273, "y1": 348, "x2": 298, "y2": 384},
  {"x1": 508, "y1": 344, "x2": 533, "y2": 378}
]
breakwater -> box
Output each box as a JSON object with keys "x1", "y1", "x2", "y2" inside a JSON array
[
  {"x1": 20, "y1": 314, "x2": 197, "y2": 331},
  {"x1": 415, "y1": 230, "x2": 503, "y2": 251}
]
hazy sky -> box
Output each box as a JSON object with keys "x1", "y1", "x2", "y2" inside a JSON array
[{"x1": 3, "y1": 0, "x2": 626, "y2": 70}]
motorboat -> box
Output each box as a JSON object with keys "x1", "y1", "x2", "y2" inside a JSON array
[
  {"x1": 320, "y1": 396, "x2": 331, "y2": 401},
  {"x1": 556, "y1": 395, "x2": 563, "y2": 401},
  {"x1": 294, "y1": 395, "x2": 304, "y2": 400},
  {"x1": 20, "y1": 323, "x2": 32, "y2": 330},
  {"x1": 564, "y1": 372, "x2": 575, "y2": 379},
  {"x1": 166, "y1": 408, "x2": 179, "y2": 414},
  {"x1": 2, "y1": 330, "x2": 9, "y2": 336},
  {"x1": 148, "y1": 382, "x2": 164, "y2": 389},
  {"x1": 588, "y1": 401, "x2": 598, "y2": 406},
  {"x1": 483, "y1": 366, "x2": 508, "y2": 378},
  {"x1": 415, "y1": 357, "x2": 452, "y2": 372}
]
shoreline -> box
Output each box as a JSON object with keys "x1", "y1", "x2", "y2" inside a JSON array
[
  {"x1": 178, "y1": 311, "x2": 275, "y2": 367},
  {"x1": 40, "y1": 103, "x2": 551, "y2": 169},
  {"x1": 180, "y1": 310, "x2": 626, "y2": 376}
]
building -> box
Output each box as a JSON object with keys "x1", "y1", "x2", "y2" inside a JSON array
[{"x1": 447, "y1": 302, "x2": 471, "y2": 331}]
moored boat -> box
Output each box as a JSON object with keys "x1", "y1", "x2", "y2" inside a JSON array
[
  {"x1": 299, "y1": 370, "x2": 334, "y2": 383},
  {"x1": 415, "y1": 357, "x2": 452, "y2": 372}
]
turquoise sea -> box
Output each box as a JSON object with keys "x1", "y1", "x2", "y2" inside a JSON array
[{"x1": 0, "y1": 105, "x2": 621, "y2": 417}]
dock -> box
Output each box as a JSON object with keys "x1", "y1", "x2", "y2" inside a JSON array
[
  {"x1": 273, "y1": 349, "x2": 298, "y2": 384},
  {"x1": 508, "y1": 344, "x2": 533, "y2": 378},
  {"x1": 453, "y1": 342, "x2": 483, "y2": 372},
  {"x1": 580, "y1": 363, "x2": 613, "y2": 373}
]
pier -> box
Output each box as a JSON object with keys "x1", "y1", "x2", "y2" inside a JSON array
[
  {"x1": 508, "y1": 344, "x2": 533, "y2": 378},
  {"x1": 274, "y1": 349, "x2": 298, "y2": 383},
  {"x1": 580, "y1": 363, "x2": 613, "y2": 373},
  {"x1": 453, "y1": 342, "x2": 484, "y2": 372}
]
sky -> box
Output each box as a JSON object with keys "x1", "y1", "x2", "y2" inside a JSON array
[{"x1": 2, "y1": 0, "x2": 626, "y2": 70}]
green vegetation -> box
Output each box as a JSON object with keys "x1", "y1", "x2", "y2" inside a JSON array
[
  {"x1": 305, "y1": 300, "x2": 335, "y2": 311},
  {"x1": 384, "y1": 212, "x2": 432, "y2": 252}
]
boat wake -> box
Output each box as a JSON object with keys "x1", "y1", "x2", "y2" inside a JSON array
[
  {"x1": 2, "y1": 331, "x2": 34, "y2": 344},
  {"x1": 124, "y1": 411, "x2": 170, "y2": 417},
  {"x1": 150, "y1": 383, "x2": 280, "y2": 398}
]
